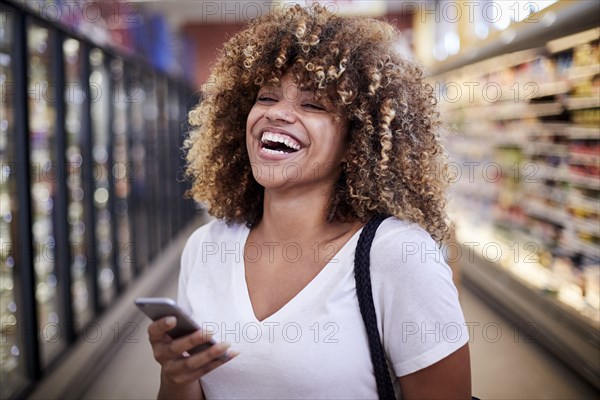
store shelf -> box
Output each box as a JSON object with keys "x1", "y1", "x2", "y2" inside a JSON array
[
  {"x1": 568, "y1": 192, "x2": 600, "y2": 214},
  {"x1": 560, "y1": 234, "x2": 600, "y2": 260},
  {"x1": 566, "y1": 125, "x2": 600, "y2": 139},
  {"x1": 570, "y1": 152, "x2": 600, "y2": 166},
  {"x1": 523, "y1": 184, "x2": 569, "y2": 204},
  {"x1": 534, "y1": 164, "x2": 570, "y2": 182},
  {"x1": 569, "y1": 172, "x2": 600, "y2": 190},
  {"x1": 433, "y1": 17, "x2": 600, "y2": 390},
  {"x1": 484, "y1": 102, "x2": 565, "y2": 121},
  {"x1": 548, "y1": 28, "x2": 600, "y2": 54},
  {"x1": 566, "y1": 96, "x2": 600, "y2": 110},
  {"x1": 522, "y1": 142, "x2": 569, "y2": 157},
  {"x1": 530, "y1": 81, "x2": 570, "y2": 99},
  {"x1": 567, "y1": 64, "x2": 600, "y2": 81},
  {"x1": 528, "y1": 122, "x2": 571, "y2": 137},
  {"x1": 568, "y1": 218, "x2": 600, "y2": 237},
  {"x1": 522, "y1": 198, "x2": 570, "y2": 226},
  {"x1": 457, "y1": 221, "x2": 600, "y2": 389}
]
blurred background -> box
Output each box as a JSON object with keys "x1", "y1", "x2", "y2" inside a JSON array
[{"x1": 0, "y1": 0, "x2": 598, "y2": 399}]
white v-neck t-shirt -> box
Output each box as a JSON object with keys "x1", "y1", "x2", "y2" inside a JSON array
[{"x1": 177, "y1": 217, "x2": 469, "y2": 399}]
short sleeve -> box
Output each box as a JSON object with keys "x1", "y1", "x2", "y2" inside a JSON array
[
  {"x1": 177, "y1": 224, "x2": 209, "y2": 315},
  {"x1": 369, "y1": 219, "x2": 470, "y2": 377}
]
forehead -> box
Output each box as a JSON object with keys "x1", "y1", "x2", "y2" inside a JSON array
[{"x1": 258, "y1": 75, "x2": 333, "y2": 102}]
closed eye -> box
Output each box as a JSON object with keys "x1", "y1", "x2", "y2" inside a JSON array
[
  {"x1": 257, "y1": 96, "x2": 277, "y2": 103},
  {"x1": 302, "y1": 103, "x2": 326, "y2": 111}
]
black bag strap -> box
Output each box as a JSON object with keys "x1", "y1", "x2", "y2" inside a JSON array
[
  {"x1": 354, "y1": 214, "x2": 395, "y2": 400},
  {"x1": 354, "y1": 215, "x2": 480, "y2": 400}
]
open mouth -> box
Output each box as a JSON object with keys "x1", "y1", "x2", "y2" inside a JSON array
[{"x1": 260, "y1": 132, "x2": 302, "y2": 154}]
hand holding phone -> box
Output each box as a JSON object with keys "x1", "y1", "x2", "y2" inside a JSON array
[
  {"x1": 137, "y1": 297, "x2": 236, "y2": 392},
  {"x1": 135, "y1": 297, "x2": 227, "y2": 358}
]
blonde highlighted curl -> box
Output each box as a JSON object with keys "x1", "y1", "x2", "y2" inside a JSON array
[{"x1": 185, "y1": 4, "x2": 450, "y2": 243}]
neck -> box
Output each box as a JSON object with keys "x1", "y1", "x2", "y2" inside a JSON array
[{"x1": 256, "y1": 186, "x2": 351, "y2": 243}]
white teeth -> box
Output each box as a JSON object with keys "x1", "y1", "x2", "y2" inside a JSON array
[
  {"x1": 260, "y1": 132, "x2": 302, "y2": 151},
  {"x1": 263, "y1": 148, "x2": 286, "y2": 155}
]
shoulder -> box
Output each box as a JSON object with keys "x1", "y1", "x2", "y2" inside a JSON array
[
  {"x1": 370, "y1": 216, "x2": 451, "y2": 278},
  {"x1": 373, "y1": 216, "x2": 428, "y2": 242},
  {"x1": 185, "y1": 218, "x2": 241, "y2": 245},
  {"x1": 372, "y1": 216, "x2": 440, "y2": 258},
  {"x1": 181, "y1": 218, "x2": 246, "y2": 266}
]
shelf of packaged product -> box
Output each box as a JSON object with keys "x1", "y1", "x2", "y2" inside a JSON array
[
  {"x1": 523, "y1": 184, "x2": 569, "y2": 205},
  {"x1": 444, "y1": 102, "x2": 564, "y2": 122},
  {"x1": 532, "y1": 164, "x2": 599, "y2": 191},
  {"x1": 568, "y1": 191, "x2": 600, "y2": 214},
  {"x1": 569, "y1": 152, "x2": 600, "y2": 167},
  {"x1": 560, "y1": 230, "x2": 600, "y2": 260},
  {"x1": 547, "y1": 28, "x2": 600, "y2": 54},
  {"x1": 567, "y1": 64, "x2": 600, "y2": 81},
  {"x1": 488, "y1": 122, "x2": 597, "y2": 141},
  {"x1": 565, "y1": 124, "x2": 600, "y2": 140},
  {"x1": 524, "y1": 121, "x2": 571, "y2": 137},
  {"x1": 487, "y1": 98, "x2": 596, "y2": 121},
  {"x1": 521, "y1": 198, "x2": 570, "y2": 227},
  {"x1": 567, "y1": 217, "x2": 600, "y2": 237},
  {"x1": 435, "y1": 16, "x2": 600, "y2": 389},
  {"x1": 453, "y1": 214, "x2": 600, "y2": 324},
  {"x1": 522, "y1": 142, "x2": 569, "y2": 157},
  {"x1": 566, "y1": 96, "x2": 600, "y2": 110},
  {"x1": 440, "y1": 87, "x2": 565, "y2": 113},
  {"x1": 569, "y1": 172, "x2": 600, "y2": 190},
  {"x1": 534, "y1": 163, "x2": 569, "y2": 182},
  {"x1": 528, "y1": 81, "x2": 571, "y2": 99},
  {"x1": 454, "y1": 219, "x2": 600, "y2": 391}
]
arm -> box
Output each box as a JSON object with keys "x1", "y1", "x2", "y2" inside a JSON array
[
  {"x1": 398, "y1": 344, "x2": 472, "y2": 399},
  {"x1": 157, "y1": 374, "x2": 203, "y2": 400}
]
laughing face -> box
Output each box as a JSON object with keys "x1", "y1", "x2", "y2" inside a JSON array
[{"x1": 246, "y1": 72, "x2": 349, "y2": 193}]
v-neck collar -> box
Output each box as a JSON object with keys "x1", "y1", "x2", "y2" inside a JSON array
[{"x1": 235, "y1": 224, "x2": 364, "y2": 323}]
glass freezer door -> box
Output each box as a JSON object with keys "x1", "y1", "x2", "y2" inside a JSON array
[
  {"x1": 63, "y1": 38, "x2": 92, "y2": 329},
  {"x1": 0, "y1": 10, "x2": 30, "y2": 399},
  {"x1": 27, "y1": 22, "x2": 66, "y2": 367},
  {"x1": 89, "y1": 48, "x2": 116, "y2": 308}
]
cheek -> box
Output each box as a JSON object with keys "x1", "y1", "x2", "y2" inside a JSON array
[
  {"x1": 327, "y1": 123, "x2": 349, "y2": 158},
  {"x1": 246, "y1": 107, "x2": 260, "y2": 145},
  {"x1": 246, "y1": 105, "x2": 261, "y2": 132}
]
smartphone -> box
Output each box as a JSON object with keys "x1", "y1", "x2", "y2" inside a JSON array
[{"x1": 135, "y1": 297, "x2": 222, "y2": 357}]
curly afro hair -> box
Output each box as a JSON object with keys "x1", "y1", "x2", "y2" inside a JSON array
[{"x1": 185, "y1": 3, "x2": 450, "y2": 243}]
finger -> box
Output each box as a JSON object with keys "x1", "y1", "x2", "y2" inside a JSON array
[
  {"x1": 184, "y1": 342, "x2": 231, "y2": 369},
  {"x1": 168, "y1": 329, "x2": 213, "y2": 355},
  {"x1": 165, "y1": 348, "x2": 239, "y2": 384},
  {"x1": 148, "y1": 316, "x2": 177, "y2": 342}
]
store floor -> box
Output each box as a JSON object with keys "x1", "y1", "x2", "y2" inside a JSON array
[{"x1": 82, "y1": 274, "x2": 598, "y2": 400}]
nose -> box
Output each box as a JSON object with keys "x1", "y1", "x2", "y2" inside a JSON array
[{"x1": 265, "y1": 100, "x2": 296, "y2": 124}]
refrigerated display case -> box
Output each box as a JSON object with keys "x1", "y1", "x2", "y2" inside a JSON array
[
  {"x1": 143, "y1": 70, "x2": 160, "y2": 261},
  {"x1": 0, "y1": 10, "x2": 30, "y2": 400},
  {"x1": 89, "y1": 48, "x2": 116, "y2": 308},
  {"x1": 127, "y1": 66, "x2": 150, "y2": 272},
  {"x1": 2, "y1": 2, "x2": 198, "y2": 397},
  {"x1": 63, "y1": 37, "x2": 93, "y2": 330},
  {"x1": 110, "y1": 58, "x2": 134, "y2": 287},
  {"x1": 27, "y1": 22, "x2": 67, "y2": 367},
  {"x1": 156, "y1": 76, "x2": 171, "y2": 248}
]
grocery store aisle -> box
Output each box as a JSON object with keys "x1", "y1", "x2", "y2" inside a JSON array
[{"x1": 82, "y1": 276, "x2": 599, "y2": 400}]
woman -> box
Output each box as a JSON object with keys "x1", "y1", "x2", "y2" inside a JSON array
[{"x1": 147, "y1": 4, "x2": 472, "y2": 399}]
